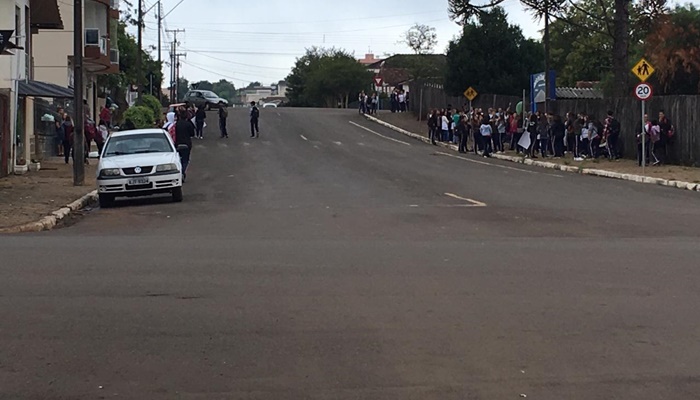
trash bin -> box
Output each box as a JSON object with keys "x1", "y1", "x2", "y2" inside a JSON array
[{"x1": 34, "y1": 133, "x2": 56, "y2": 161}]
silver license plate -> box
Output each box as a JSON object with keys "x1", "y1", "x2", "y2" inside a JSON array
[{"x1": 128, "y1": 177, "x2": 149, "y2": 185}]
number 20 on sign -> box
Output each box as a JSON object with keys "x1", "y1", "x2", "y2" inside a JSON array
[{"x1": 635, "y1": 83, "x2": 653, "y2": 101}]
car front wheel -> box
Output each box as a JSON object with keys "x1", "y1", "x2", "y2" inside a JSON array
[
  {"x1": 99, "y1": 193, "x2": 115, "y2": 208},
  {"x1": 172, "y1": 187, "x2": 183, "y2": 203}
]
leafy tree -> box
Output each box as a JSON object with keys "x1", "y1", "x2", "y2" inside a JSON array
[
  {"x1": 286, "y1": 47, "x2": 372, "y2": 108},
  {"x1": 97, "y1": 21, "x2": 162, "y2": 117},
  {"x1": 644, "y1": 4, "x2": 700, "y2": 94},
  {"x1": 123, "y1": 105, "x2": 154, "y2": 128},
  {"x1": 401, "y1": 24, "x2": 438, "y2": 54},
  {"x1": 191, "y1": 80, "x2": 214, "y2": 91},
  {"x1": 176, "y1": 78, "x2": 189, "y2": 102},
  {"x1": 245, "y1": 81, "x2": 263, "y2": 89},
  {"x1": 448, "y1": 0, "x2": 666, "y2": 97},
  {"x1": 136, "y1": 94, "x2": 162, "y2": 123},
  {"x1": 212, "y1": 79, "x2": 237, "y2": 102},
  {"x1": 444, "y1": 7, "x2": 544, "y2": 96}
]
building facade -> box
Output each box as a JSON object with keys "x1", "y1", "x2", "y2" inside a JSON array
[{"x1": 33, "y1": 0, "x2": 119, "y2": 116}]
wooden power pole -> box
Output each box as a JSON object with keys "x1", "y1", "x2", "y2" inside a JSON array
[{"x1": 73, "y1": 0, "x2": 85, "y2": 185}]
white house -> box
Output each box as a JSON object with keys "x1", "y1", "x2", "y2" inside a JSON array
[
  {"x1": 243, "y1": 86, "x2": 274, "y2": 105},
  {"x1": 1, "y1": 0, "x2": 31, "y2": 176}
]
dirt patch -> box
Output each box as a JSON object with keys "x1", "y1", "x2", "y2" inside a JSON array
[
  {"x1": 0, "y1": 158, "x2": 97, "y2": 230},
  {"x1": 373, "y1": 111, "x2": 700, "y2": 184}
]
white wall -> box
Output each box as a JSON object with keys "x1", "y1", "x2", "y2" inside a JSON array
[
  {"x1": 0, "y1": 0, "x2": 30, "y2": 172},
  {"x1": 32, "y1": 0, "x2": 73, "y2": 87}
]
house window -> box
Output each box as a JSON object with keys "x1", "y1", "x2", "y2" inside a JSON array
[{"x1": 15, "y1": 6, "x2": 20, "y2": 42}]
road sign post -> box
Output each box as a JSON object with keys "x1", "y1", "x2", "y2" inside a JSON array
[
  {"x1": 463, "y1": 87, "x2": 478, "y2": 112},
  {"x1": 632, "y1": 57, "x2": 655, "y2": 173}
]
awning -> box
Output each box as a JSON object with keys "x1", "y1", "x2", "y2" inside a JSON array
[
  {"x1": 30, "y1": 0, "x2": 64, "y2": 30},
  {"x1": 18, "y1": 80, "x2": 74, "y2": 99}
]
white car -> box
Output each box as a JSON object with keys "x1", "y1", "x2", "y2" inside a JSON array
[
  {"x1": 262, "y1": 103, "x2": 277, "y2": 108},
  {"x1": 96, "y1": 128, "x2": 183, "y2": 207}
]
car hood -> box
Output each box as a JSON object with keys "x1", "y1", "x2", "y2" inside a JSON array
[{"x1": 98, "y1": 153, "x2": 180, "y2": 172}]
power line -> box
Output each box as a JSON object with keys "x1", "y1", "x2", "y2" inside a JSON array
[
  {"x1": 183, "y1": 59, "x2": 283, "y2": 81},
  {"x1": 179, "y1": 60, "x2": 255, "y2": 85},
  {"x1": 158, "y1": 18, "x2": 446, "y2": 36},
  {"x1": 166, "y1": 10, "x2": 447, "y2": 26},
  {"x1": 186, "y1": 50, "x2": 292, "y2": 70},
  {"x1": 180, "y1": 48, "x2": 303, "y2": 56}
]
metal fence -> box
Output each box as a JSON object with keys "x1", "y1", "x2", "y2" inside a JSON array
[{"x1": 409, "y1": 82, "x2": 700, "y2": 166}]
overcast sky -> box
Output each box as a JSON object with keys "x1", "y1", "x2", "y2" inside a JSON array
[{"x1": 137, "y1": 0, "x2": 544, "y2": 88}]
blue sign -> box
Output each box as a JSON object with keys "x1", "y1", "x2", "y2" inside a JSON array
[{"x1": 530, "y1": 70, "x2": 556, "y2": 113}]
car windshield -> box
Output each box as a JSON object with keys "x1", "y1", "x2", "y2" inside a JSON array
[
  {"x1": 103, "y1": 133, "x2": 173, "y2": 157},
  {"x1": 203, "y1": 91, "x2": 218, "y2": 98}
]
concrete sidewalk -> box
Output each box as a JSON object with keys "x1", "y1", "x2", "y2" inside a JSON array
[
  {"x1": 0, "y1": 158, "x2": 97, "y2": 232},
  {"x1": 367, "y1": 111, "x2": 700, "y2": 192}
]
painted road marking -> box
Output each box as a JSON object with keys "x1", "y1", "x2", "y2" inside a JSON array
[
  {"x1": 349, "y1": 121, "x2": 411, "y2": 146},
  {"x1": 333, "y1": 141, "x2": 342, "y2": 146},
  {"x1": 444, "y1": 192, "x2": 487, "y2": 207},
  {"x1": 435, "y1": 152, "x2": 563, "y2": 178},
  {"x1": 300, "y1": 134, "x2": 308, "y2": 141}
]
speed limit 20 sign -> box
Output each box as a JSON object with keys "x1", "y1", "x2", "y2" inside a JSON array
[{"x1": 635, "y1": 83, "x2": 653, "y2": 101}]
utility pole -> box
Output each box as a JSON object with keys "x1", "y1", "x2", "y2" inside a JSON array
[
  {"x1": 166, "y1": 29, "x2": 185, "y2": 102},
  {"x1": 157, "y1": 0, "x2": 162, "y2": 102},
  {"x1": 543, "y1": 0, "x2": 550, "y2": 114},
  {"x1": 73, "y1": 0, "x2": 85, "y2": 185},
  {"x1": 174, "y1": 52, "x2": 186, "y2": 101},
  {"x1": 136, "y1": 0, "x2": 143, "y2": 98}
]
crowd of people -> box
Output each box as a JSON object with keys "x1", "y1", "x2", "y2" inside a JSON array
[
  {"x1": 425, "y1": 105, "x2": 674, "y2": 166},
  {"x1": 358, "y1": 89, "x2": 410, "y2": 115},
  {"x1": 358, "y1": 91, "x2": 380, "y2": 115},
  {"x1": 53, "y1": 102, "x2": 113, "y2": 165}
]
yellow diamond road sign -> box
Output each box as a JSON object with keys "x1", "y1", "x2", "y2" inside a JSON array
[
  {"x1": 464, "y1": 87, "x2": 478, "y2": 101},
  {"x1": 632, "y1": 58, "x2": 655, "y2": 82}
]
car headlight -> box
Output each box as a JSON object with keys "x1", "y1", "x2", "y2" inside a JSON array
[
  {"x1": 99, "y1": 168, "x2": 120, "y2": 177},
  {"x1": 156, "y1": 163, "x2": 178, "y2": 172}
]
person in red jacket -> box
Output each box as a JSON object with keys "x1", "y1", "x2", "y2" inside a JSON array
[{"x1": 99, "y1": 105, "x2": 112, "y2": 128}]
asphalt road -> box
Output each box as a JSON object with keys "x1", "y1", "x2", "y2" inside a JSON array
[{"x1": 2, "y1": 108, "x2": 700, "y2": 400}]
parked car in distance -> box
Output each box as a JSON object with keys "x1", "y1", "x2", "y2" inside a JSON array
[
  {"x1": 183, "y1": 90, "x2": 229, "y2": 110},
  {"x1": 96, "y1": 128, "x2": 183, "y2": 207},
  {"x1": 262, "y1": 103, "x2": 277, "y2": 108}
]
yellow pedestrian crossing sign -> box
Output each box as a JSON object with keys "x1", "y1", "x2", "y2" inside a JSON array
[
  {"x1": 632, "y1": 58, "x2": 655, "y2": 82},
  {"x1": 463, "y1": 87, "x2": 478, "y2": 101}
]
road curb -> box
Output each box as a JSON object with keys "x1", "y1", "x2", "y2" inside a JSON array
[
  {"x1": 363, "y1": 114, "x2": 700, "y2": 193},
  {"x1": 0, "y1": 190, "x2": 98, "y2": 234}
]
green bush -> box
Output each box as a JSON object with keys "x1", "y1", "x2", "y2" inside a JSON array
[
  {"x1": 122, "y1": 106, "x2": 154, "y2": 129},
  {"x1": 137, "y1": 94, "x2": 163, "y2": 123}
]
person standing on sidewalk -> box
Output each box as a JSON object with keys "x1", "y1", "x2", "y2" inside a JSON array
[
  {"x1": 458, "y1": 114, "x2": 471, "y2": 153},
  {"x1": 250, "y1": 101, "x2": 260, "y2": 138},
  {"x1": 480, "y1": 115, "x2": 493, "y2": 158},
  {"x1": 550, "y1": 114, "x2": 566, "y2": 158},
  {"x1": 62, "y1": 114, "x2": 74, "y2": 164},
  {"x1": 428, "y1": 109, "x2": 438, "y2": 145},
  {"x1": 658, "y1": 110, "x2": 674, "y2": 164},
  {"x1": 55, "y1": 117, "x2": 65, "y2": 157},
  {"x1": 194, "y1": 105, "x2": 206, "y2": 139},
  {"x1": 603, "y1": 110, "x2": 621, "y2": 160},
  {"x1": 218, "y1": 105, "x2": 229, "y2": 138},
  {"x1": 537, "y1": 114, "x2": 550, "y2": 159}
]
